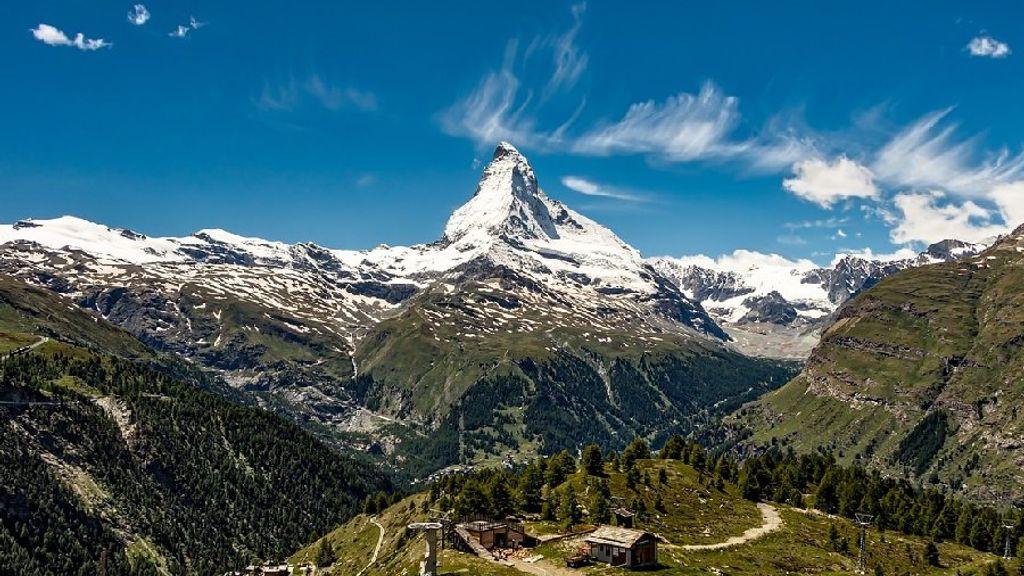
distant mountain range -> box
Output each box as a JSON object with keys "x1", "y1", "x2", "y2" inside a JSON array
[
  {"x1": 0, "y1": 142, "x2": 984, "y2": 474},
  {"x1": 652, "y1": 238, "x2": 985, "y2": 358}
]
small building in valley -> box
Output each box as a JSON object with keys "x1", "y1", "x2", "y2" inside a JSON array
[
  {"x1": 584, "y1": 526, "x2": 658, "y2": 569},
  {"x1": 613, "y1": 507, "x2": 635, "y2": 528}
]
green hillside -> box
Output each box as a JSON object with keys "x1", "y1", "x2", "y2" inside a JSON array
[
  {"x1": 0, "y1": 276, "x2": 392, "y2": 575},
  {"x1": 298, "y1": 443, "x2": 1017, "y2": 575},
  {"x1": 354, "y1": 276, "x2": 798, "y2": 478},
  {"x1": 735, "y1": 228, "x2": 1024, "y2": 501}
]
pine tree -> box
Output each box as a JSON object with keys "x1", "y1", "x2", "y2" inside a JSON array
[
  {"x1": 559, "y1": 486, "x2": 581, "y2": 531},
  {"x1": 489, "y1": 478, "x2": 514, "y2": 518},
  {"x1": 625, "y1": 463, "x2": 640, "y2": 490},
  {"x1": 658, "y1": 468, "x2": 668, "y2": 485},
  {"x1": 659, "y1": 435, "x2": 686, "y2": 460},
  {"x1": 517, "y1": 460, "x2": 545, "y2": 511},
  {"x1": 313, "y1": 539, "x2": 335, "y2": 568},
  {"x1": 545, "y1": 451, "x2": 576, "y2": 487},
  {"x1": 581, "y1": 444, "x2": 604, "y2": 476},
  {"x1": 590, "y1": 480, "x2": 611, "y2": 524}
]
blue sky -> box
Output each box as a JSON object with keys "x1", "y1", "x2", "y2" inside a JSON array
[{"x1": 3, "y1": 1, "x2": 1024, "y2": 264}]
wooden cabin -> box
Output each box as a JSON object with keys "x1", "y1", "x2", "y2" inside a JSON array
[
  {"x1": 457, "y1": 519, "x2": 527, "y2": 550},
  {"x1": 584, "y1": 526, "x2": 658, "y2": 568},
  {"x1": 613, "y1": 507, "x2": 635, "y2": 528}
]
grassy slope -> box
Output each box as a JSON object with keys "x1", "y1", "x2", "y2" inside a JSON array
[
  {"x1": 0, "y1": 274, "x2": 153, "y2": 358},
  {"x1": 528, "y1": 459, "x2": 761, "y2": 546},
  {"x1": 737, "y1": 236, "x2": 1024, "y2": 500},
  {"x1": 356, "y1": 278, "x2": 797, "y2": 478},
  {"x1": 305, "y1": 459, "x2": 1007, "y2": 575}
]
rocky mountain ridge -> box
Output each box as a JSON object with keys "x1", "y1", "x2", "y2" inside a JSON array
[{"x1": 651, "y1": 239, "x2": 984, "y2": 358}]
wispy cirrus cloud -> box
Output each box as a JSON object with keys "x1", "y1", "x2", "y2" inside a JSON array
[
  {"x1": 545, "y1": 2, "x2": 588, "y2": 95},
  {"x1": 783, "y1": 217, "x2": 849, "y2": 230},
  {"x1": 561, "y1": 175, "x2": 649, "y2": 203},
  {"x1": 127, "y1": 4, "x2": 150, "y2": 26},
  {"x1": 871, "y1": 108, "x2": 1024, "y2": 196},
  {"x1": 30, "y1": 23, "x2": 110, "y2": 51},
  {"x1": 256, "y1": 73, "x2": 377, "y2": 114},
  {"x1": 966, "y1": 35, "x2": 1010, "y2": 58},
  {"x1": 443, "y1": 57, "x2": 814, "y2": 171}
]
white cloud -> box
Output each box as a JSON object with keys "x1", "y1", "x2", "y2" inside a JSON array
[
  {"x1": 305, "y1": 74, "x2": 377, "y2": 112},
  {"x1": 127, "y1": 4, "x2": 150, "y2": 26},
  {"x1": 872, "y1": 109, "x2": 1024, "y2": 195},
  {"x1": 776, "y1": 233, "x2": 807, "y2": 246},
  {"x1": 783, "y1": 156, "x2": 879, "y2": 208},
  {"x1": 989, "y1": 181, "x2": 1024, "y2": 228},
  {"x1": 834, "y1": 229, "x2": 847, "y2": 238},
  {"x1": 561, "y1": 176, "x2": 646, "y2": 202},
  {"x1": 830, "y1": 246, "x2": 919, "y2": 265},
  {"x1": 30, "y1": 24, "x2": 110, "y2": 51},
  {"x1": 967, "y1": 36, "x2": 1010, "y2": 58},
  {"x1": 889, "y1": 191, "x2": 1008, "y2": 244},
  {"x1": 546, "y1": 2, "x2": 588, "y2": 94},
  {"x1": 256, "y1": 74, "x2": 377, "y2": 114},
  {"x1": 355, "y1": 174, "x2": 377, "y2": 187},
  {"x1": 169, "y1": 16, "x2": 206, "y2": 38},
  {"x1": 572, "y1": 82, "x2": 742, "y2": 162},
  {"x1": 783, "y1": 217, "x2": 848, "y2": 230},
  {"x1": 439, "y1": 46, "x2": 553, "y2": 149}
]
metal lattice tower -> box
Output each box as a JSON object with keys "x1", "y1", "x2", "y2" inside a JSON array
[
  {"x1": 854, "y1": 513, "x2": 874, "y2": 574},
  {"x1": 1003, "y1": 524, "x2": 1016, "y2": 559}
]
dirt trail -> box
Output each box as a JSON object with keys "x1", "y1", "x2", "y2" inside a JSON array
[
  {"x1": 677, "y1": 502, "x2": 783, "y2": 551},
  {"x1": 1, "y1": 336, "x2": 49, "y2": 359},
  {"x1": 501, "y1": 557, "x2": 579, "y2": 576},
  {"x1": 355, "y1": 517, "x2": 385, "y2": 576}
]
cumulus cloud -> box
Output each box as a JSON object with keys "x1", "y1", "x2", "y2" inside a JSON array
[
  {"x1": 967, "y1": 35, "x2": 1010, "y2": 58},
  {"x1": 830, "y1": 246, "x2": 919, "y2": 265},
  {"x1": 988, "y1": 181, "x2": 1024, "y2": 228},
  {"x1": 872, "y1": 109, "x2": 1024, "y2": 195},
  {"x1": 127, "y1": 4, "x2": 150, "y2": 26},
  {"x1": 783, "y1": 156, "x2": 879, "y2": 208},
  {"x1": 30, "y1": 24, "x2": 110, "y2": 51},
  {"x1": 889, "y1": 191, "x2": 1008, "y2": 244},
  {"x1": 561, "y1": 176, "x2": 646, "y2": 202}
]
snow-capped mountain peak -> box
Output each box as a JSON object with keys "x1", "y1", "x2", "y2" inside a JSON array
[{"x1": 443, "y1": 141, "x2": 558, "y2": 245}]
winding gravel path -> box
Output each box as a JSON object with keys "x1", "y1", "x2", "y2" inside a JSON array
[
  {"x1": 355, "y1": 517, "x2": 385, "y2": 576},
  {"x1": 677, "y1": 502, "x2": 783, "y2": 551}
]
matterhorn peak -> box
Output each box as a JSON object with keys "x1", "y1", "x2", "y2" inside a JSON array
[{"x1": 443, "y1": 142, "x2": 556, "y2": 244}]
